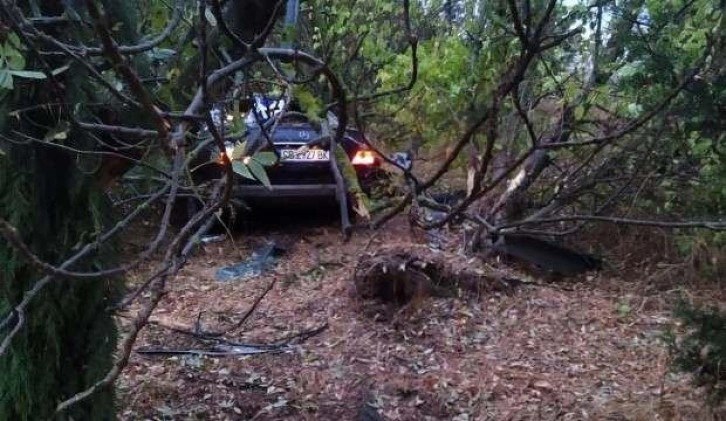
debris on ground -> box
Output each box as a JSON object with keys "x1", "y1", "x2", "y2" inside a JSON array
[
  {"x1": 215, "y1": 242, "x2": 286, "y2": 282},
  {"x1": 357, "y1": 396, "x2": 384, "y2": 421},
  {"x1": 352, "y1": 245, "x2": 521, "y2": 305},
  {"x1": 119, "y1": 215, "x2": 719, "y2": 420},
  {"x1": 136, "y1": 343, "x2": 292, "y2": 357},
  {"x1": 490, "y1": 233, "x2": 603, "y2": 276},
  {"x1": 429, "y1": 189, "x2": 466, "y2": 206}
]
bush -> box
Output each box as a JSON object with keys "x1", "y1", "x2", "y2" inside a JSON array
[{"x1": 667, "y1": 302, "x2": 726, "y2": 404}]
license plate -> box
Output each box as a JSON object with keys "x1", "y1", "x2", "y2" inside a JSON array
[{"x1": 279, "y1": 148, "x2": 329, "y2": 161}]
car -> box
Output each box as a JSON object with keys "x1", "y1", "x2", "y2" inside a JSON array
[{"x1": 172, "y1": 95, "x2": 384, "y2": 226}]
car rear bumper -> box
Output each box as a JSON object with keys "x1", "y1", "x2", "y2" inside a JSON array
[{"x1": 233, "y1": 183, "x2": 338, "y2": 198}]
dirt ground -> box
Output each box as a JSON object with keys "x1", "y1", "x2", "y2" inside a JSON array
[{"x1": 117, "y1": 212, "x2": 722, "y2": 420}]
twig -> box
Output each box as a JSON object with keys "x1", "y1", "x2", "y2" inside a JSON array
[
  {"x1": 197, "y1": 279, "x2": 277, "y2": 338},
  {"x1": 55, "y1": 167, "x2": 230, "y2": 414},
  {"x1": 270, "y1": 322, "x2": 330, "y2": 346}
]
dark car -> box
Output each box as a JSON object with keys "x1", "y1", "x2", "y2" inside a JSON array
[{"x1": 173, "y1": 96, "x2": 383, "y2": 225}]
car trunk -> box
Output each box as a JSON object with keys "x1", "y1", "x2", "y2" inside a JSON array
[{"x1": 246, "y1": 123, "x2": 335, "y2": 186}]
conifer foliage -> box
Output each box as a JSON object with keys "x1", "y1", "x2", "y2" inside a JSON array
[{"x1": 668, "y1": 303, "x2": 726, "y2": 404}]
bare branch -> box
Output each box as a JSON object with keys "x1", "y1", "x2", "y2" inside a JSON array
[
  {"x1": 85, "y1": 0, "x2": 169, "y2": 141},
  {"x1": 75, "y1": 122, "x2": 160, "y2": 138},
  {"x1": 373, "y1": 192, "x2": 414, "y2": 229},
  {"x1": 56, "y1": 172, "x2": 232, "y2": 413},
  {"x1": 55, "y1": 272, "x2": 168, "y2": 413},
  {"x1": 506, "y1": 0, "x2": 529, "y2": 48},
  {"x1": 31, "y1": 0, "x2": 184, "y2": 56},
  {"x1": 511, "y1": 91, "x2": 539, "y2": 148},
  {"x1": 499, "y1": 215, "x2": 726, "y2": 231}
]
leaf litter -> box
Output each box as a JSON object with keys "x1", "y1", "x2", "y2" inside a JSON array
[{"x1": 118, "y1": 215, "x2": 722, "y2": 420}]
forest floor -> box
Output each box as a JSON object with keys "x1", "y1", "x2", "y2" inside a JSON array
[{"x1": 117, "y1": 208, "x2": 724, "y2": 420}]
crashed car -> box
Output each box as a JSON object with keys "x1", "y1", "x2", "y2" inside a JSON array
[{"x1": 174, "y1": 96, "x2": 383, "y2": 224}]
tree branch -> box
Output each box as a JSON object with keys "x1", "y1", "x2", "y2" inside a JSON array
[
  {"x1": 85, "y1": 0, "x2": 169, "y2": 141},
  {"x1": 499, "y1": 215, "x2": 726, "y2": 231}
]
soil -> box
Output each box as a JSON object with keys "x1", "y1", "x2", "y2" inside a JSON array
[{"x1": 117, "y1": 212, "x2": 723, "y2": 420}]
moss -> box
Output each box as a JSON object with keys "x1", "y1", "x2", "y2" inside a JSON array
[{"x1": 334, "y1": 144, "x2": 372, "y2": 218}]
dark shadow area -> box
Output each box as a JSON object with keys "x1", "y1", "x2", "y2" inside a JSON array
[{"x1": 221, "y1": 197, "x2": 344, "y2": 234}]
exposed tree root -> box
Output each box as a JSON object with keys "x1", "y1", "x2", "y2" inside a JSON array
[{"x1": 352, "y1": 245, "x2": 521, "y2": 306}]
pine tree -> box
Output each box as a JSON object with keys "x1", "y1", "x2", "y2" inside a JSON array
[
  {"x1": 668, "y1": 303, "x2": 726, "y2": 404},
  {"x1": 0, "y1": 143, "x2": 121, "y2": 419},
  {"x1": 0, "y1": 1, "x2": 139, "y2": 418}
]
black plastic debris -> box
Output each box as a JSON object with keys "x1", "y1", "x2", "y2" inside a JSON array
[
  {"x1": 422, "y1": 189, "x2": 467, "y2": 225},
  {"x1": 430, "y1": 189, "x2": 466, "y2": 206},
  {"x1": 490, "y1": 234, "x2": 602, "y2": 276},
  {"x1": 358, "y1": 401, "x2": 384, "y2": 421},
  {"x1": 215, "y1": 242, "x2": 286, "y2": 282}
]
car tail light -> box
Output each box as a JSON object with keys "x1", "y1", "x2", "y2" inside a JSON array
[
  {"x1": 351, "y1": 149, "x2": 376, "y2": 166},
  {"x1": 218, "y1": 145, "x2": 236, "y2": 163}
]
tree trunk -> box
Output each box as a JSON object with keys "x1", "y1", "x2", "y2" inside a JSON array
[
  {"x1": 0, "y1": 2, "x2": 138, "y2": 418},
  {"x1": 0, "y1": 124, "x2": 121, "y2": 421}
]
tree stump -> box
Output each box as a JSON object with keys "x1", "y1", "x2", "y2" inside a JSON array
[{"x1": 352, "y1": 245, "x2": 520, "y2": 305}]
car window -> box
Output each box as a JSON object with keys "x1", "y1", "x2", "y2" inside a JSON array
[{"x1": 245, "y1": 96, "x2": 286, "y2": 127}]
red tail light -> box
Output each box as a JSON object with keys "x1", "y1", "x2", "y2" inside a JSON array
[{"x1": 351, "y1": 150, "x2": 376, "y2": 166}]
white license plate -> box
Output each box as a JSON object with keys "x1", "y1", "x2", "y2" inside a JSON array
[{"x1": 279, "y1": 148, "x2": 329, "y2": 161}]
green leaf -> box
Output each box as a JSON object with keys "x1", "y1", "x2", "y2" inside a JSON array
[
  {"x1": 231, "y1": 141, "x2": 247, "y2": 160},
  {"x1": 8, "y1": 70, "x2": 47, "y2": 79},
  {"x1": 247, "y1": 159, "x2": 272, "y2": 189},
  {"x1": 293, "y1": 86, "x2": 323, "y2": 121},
  {"x1": 0, "y1": 70, "x2": 13, "y2": 90},
  {"x1": 574, "y1": 105, "x2": 585, "y2": 120},
  {"x1": 52, "y1": 64, "x2": 71, "y2": 76},
  {"x1": 626, "y1": 103, "x2": 642, "y2": 117},
  {"x1": 7, "y1": 33, "x2": 21, "y2": 49},
  {"x1": 252, "y1": 151, "x2": 277, "y2": 166},
  {"x1": 616, "y1": 302, "x2": 631, "y2": 317},
  {"x1": 232, "y1": 162, "x2": 254, "y2": 180},
  {"x1": 4, "y1": 46, "x2": 25, "y2": 70},
  {"x1": 204, "y1": 8, "x2": 217, "y2": 27}
]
